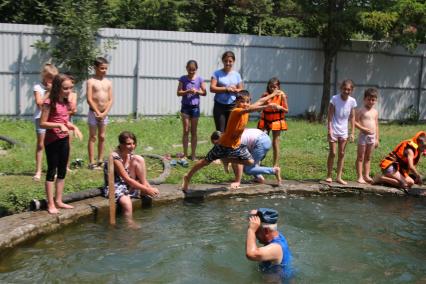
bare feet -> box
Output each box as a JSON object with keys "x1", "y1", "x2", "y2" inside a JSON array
[
  {"x1": 325, "y1": 177, "x2": 333, "y2": 183},
  {"x1": 364, "y1": 176, "x2": 373, "y2": 183},
  {"x1": 357, "y1": 177, "x2": 367, "y2": 184},
  {"x1": 336, "y1": 178, "x2": 347, "y2": 185},
  {"x1": 32, "y1": 173, "x2": 41, "y2": 182},
  {"x1": 47, "y1": 206, "x2": 60, "y2": 214},
  {"x1": 181, "y1": 175, "x2": 189, "y2": 192},
  {"x1": 230, "y1": 182, "x2": 240, "y2": 189},
  {"x1": 274, "y1": 166, "x2": 282, "y2": 185},
  {"x1": 55, "y1": 202, "x2": 74, "y2": 209}
]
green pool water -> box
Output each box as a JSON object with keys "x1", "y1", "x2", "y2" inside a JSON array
[{"x1": 0, "y1": 195, "x2": 425, "y2": 283}]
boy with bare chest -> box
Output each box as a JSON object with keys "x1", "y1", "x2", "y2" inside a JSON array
[
  {"x1": 355, "y1": 88, "x2": 379, "y2": 183},
  {"x1": 86, "y1": 57, "x2": 113, "y2": 169}
]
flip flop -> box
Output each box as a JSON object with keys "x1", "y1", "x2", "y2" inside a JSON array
[
  {"x1": 170, "y1": 159, "x2": 177, "y2": 167},
  {"x1": 177, "y1": 158, "x2": 189, "y2": 167}
]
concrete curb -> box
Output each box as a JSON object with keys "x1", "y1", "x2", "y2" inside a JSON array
[{"x1": 1, "y1": 180, "x2": 425, "y2": 254}]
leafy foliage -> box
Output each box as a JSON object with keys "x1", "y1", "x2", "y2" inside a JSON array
[
  {"x1": 31, "y1": 0, "x2": 115, "y2": 82},
  {"x1": 3, "y1": 0, "x2": 426, "y2": 119}
]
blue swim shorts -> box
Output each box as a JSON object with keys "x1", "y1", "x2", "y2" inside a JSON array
[{"x1": 181, "y1": 104, "x2": 200, "y2": 118}]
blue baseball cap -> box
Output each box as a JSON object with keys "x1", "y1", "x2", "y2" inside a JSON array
[{"x1": 257, "y1": 208, "x2": 278, "y2": 224}]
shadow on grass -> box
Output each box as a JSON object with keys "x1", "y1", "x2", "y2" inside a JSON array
[
  {"x1": 0, "y1": 172, "x2": 34, "y2": 177},
  {"x1": 0, "y1": 205, "x2": 12, "y2": 217}
]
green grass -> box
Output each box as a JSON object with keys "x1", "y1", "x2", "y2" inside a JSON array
[{"x1": 0, "y1": 116, "x2": 425, "y2": 215}]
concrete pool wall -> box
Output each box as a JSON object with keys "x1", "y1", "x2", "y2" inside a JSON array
[{"x1": 0, "y1": 181, "x2": 425, "y2": 254}]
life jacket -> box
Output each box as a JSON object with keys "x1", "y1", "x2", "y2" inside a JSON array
[
  {"x1": 257, "y1": 92, "x2": 288, "y2": 131},
  {"x1": 380, "y1": 131, "x2": 425, "y2": 176}
]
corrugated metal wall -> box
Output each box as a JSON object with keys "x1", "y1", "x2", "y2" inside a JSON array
[{"x1": 0, "y1": 23, "x2": 425, "y2": 120}]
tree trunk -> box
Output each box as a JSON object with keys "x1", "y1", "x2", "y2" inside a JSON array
[
  {"x1": 318, "y1": 48, "x2": 334, "y2": 122},
  {"x1": 215, "y1": 8, "x2": 225, "y2": 33}
]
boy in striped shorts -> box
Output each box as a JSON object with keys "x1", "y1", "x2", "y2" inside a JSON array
[{"x1": 182, "y1": 90, "x2": 284, "y2": 192}]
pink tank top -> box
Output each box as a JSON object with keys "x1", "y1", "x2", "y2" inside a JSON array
[{"x1": 44, "y1": 98, "x2": 70, "y2": 145}]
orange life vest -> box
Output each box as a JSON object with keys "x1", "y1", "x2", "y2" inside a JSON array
[
  {"x1": 380, "y1": 131, "x2": 425, "y2": 176},
  {"x1": 257, "y1": 92, "x2": 288, "y2": 131}
]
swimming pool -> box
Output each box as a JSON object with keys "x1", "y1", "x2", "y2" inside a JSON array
[{"x1": 0, "y1": 195, "x2": 425, "y2": 283}]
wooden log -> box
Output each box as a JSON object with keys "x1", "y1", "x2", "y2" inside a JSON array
[{"x1": 108, "y1": 153, "x2": 116, "y2": 225}]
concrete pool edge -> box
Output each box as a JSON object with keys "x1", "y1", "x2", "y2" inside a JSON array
[{"x1": 1, "y1": 181, "x2": 425, "y2": 254}]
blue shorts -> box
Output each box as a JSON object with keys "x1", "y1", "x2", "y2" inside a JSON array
[
  {"x1": 34, "y1": 118, "x2": 46, "y2": 134},
  {"x1": 181, "y1": 104, "x2": 200, "y2": 118}
]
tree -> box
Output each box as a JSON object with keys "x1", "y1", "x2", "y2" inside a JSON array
[
  {"x1": 113, "y1": 0, "x2": 188, "y2": 31},
  {"x1": 0, "y1": 0, "x2": 53, "y2": 24},
  {"x1": 359, "y1": 0, "x2": 426, "y2": 50},
  {"x1": 33, "y1": 0, "x2": 115, "y2": 82},
  {"x1": 297, "y1": 0, "x2": 426, "y2": 121},
  {"x1": 298, "y1": 1, "x2": 372, "y2": 121}
]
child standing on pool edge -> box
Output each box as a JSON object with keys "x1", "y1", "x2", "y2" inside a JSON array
[
  {"x1": 326, "y1": 79, "x2": 357, "y2": 185},
  {"x1": 32, "y1": 63, "x2": 58, "y2": 181},
  {"x1": 257, "y1": 78, "x2": 289, "y2": 167},
  {"x1": 177, "y1": 60, "x2": 207, "y2": 161},
  {"x1": 355, "y1": 88, "x2": 379, "y2": 184},
  {"x1": 40, "y1": 74, "x2": 83, "y2": 214},
  {"x1": 87, "y1": 57, "x2": 113, "y2": 170}
]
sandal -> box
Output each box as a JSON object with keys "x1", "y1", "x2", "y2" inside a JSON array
[
  {"x1": 178, "y1": 158, "x2": 189, "y2": 167},
  {"x1": 170, "y1": 159, "x2": 177, "y2": 167},
  {"x1": 88, "y1": 163, "x2": 102, "y2": 170}
]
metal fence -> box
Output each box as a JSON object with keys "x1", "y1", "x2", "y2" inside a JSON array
[{"x1": 0, "y1": 23, "x2": 425, "y2": 120}]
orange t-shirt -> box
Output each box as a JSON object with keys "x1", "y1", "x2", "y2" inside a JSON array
[{"x1": 219, "y1": 107, "x2": 249, "y2": 148}]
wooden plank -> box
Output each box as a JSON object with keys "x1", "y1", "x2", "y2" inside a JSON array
[{"x1": 108, "y1": 153, "x2": 116, "y2": 225}]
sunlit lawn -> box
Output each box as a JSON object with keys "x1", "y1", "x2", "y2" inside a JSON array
[{"x1": 0, "y1": 116, "x2": 424, "y2": 214}]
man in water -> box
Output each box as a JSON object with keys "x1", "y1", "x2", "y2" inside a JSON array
[{"x1": 246, "y1": 208, "x2": 293, "y2": 280}]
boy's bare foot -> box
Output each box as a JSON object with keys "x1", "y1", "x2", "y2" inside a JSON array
[
  {"x1": 364, "y1": 176, "x2": 373, "y2": 183},
  {"x1": 274, "y1": 166, "x2": 282, "y2": 185},
  {"x1": 336, "y1": 178, "x2": 347, "y2": 185},
  {"x1": 325, "y1": 177, "x2": 333, "y2": 183},
  {"x1": 47, "y1": 206, "x2": 60, "y2": 214},
  {"x1": 230, "y1": 182, "x2": 240, "y2": 189},
  {"x1": 356, "y1": 177, "x2": 367, "y2": 184},
  {"x1": 55, "y1": 202, "x2": 74, "y2": 209},
  {"x1": 181, "y1": 175, "x2": 189, "y2": 192}
]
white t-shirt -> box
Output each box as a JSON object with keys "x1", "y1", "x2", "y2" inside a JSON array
[
  {"x1": 241, "y1": 128, "x2": 264, "y2": 151},
  {"x1": 330, "y1": 94, "x2": 357, "y2": 137},
  {"x1": 33, "y1": 83, "x2": 47, "y2": 119}
]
